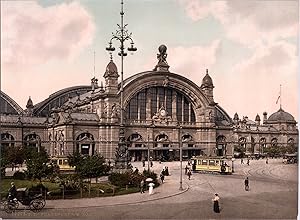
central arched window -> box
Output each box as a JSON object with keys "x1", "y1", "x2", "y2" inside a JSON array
[{"x1": 125, "y1": 87, "x2": 196, "y2": 122}]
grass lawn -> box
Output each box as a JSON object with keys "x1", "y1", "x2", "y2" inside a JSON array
[
  {"x1": 0, "y1": 178, "x2": 139, "y2": 200},
  {"x1": 0, "y1": 178, "x2": 60, "y2": 192}
]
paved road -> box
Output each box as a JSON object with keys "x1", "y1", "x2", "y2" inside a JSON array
[{"x1": 1, "y1": 158, "x2": 297, "y2": 219}]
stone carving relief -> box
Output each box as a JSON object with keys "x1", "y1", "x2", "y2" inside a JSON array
[
  {"x1": 111, "y1": 103, "x2": 121, "y2": 118},
  {"x1": 152, "y1": 105, "x2": 171, "y2": 124}
]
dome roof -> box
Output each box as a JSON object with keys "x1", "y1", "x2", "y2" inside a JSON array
[
  {"x1": 104, "y1": 60, "x2": 119, "y2": 78},
  {"x1": 201, "y1": 69, "x2": 213, "y2": 88},
  {"x1": 267, "y1": 108, "x2": 296, "y2": 123}
]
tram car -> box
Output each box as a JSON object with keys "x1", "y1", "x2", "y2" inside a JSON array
[
  {"x1": 50, "y1": 156, "x2": 75, "y2": 173},
  {"x1": 191, "y1": 156, "x2": 232, "y2": 174}
]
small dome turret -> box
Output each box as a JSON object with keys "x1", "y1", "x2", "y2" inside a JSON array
[
  {"x1": 26, "y1": 96, "x2": 33, "y2": 109},
  {"x1": 233, "y1": 112, "x2": 239, "y2": 121},
  {"x1": 255, "y1": 114, "x2": 261, "y2": 125},
  {"x1": 201, "y1": 69, "x2": 214, "y2": 88},
  {"x1": 104, "y1": 60, "x2": 119, "y2": 78}
]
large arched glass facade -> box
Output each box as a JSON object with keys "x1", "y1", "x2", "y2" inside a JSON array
[{"x1": 125, "y1": 86, "x2": 196, "y2": 122}]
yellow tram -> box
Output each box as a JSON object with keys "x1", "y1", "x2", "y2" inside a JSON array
[
  {"x1": 191, "y1": 156, "x2": 232, "y2": 174},
  {"x1": 51, "y1": 156, "x2": 75, "y2": 172}
]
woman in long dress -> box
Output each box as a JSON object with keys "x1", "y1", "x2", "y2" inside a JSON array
[
  {"x1": 212, "y1": 193, "x2": 220, "y2": 213},
  {"x1": 148, "y1": 182, "x2": 155, "y2": 195}
]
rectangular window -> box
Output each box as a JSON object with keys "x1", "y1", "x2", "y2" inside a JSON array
[
  {"x1": 129, "y1": 95, "x2": 138, "y2": 119},
  {"x1": 191, "y1": 109, "x2": 195, "y2": 122},
  {"x1": 209, "y1": 160, "x2": 215, "y2": 166},
  {"x1": 177, "y1": 94, "x2": 182, "y2": 122},
  {"x1": 184, "y1": 97, "x2": 189, "y2": 122},
  {"x1": 166, "y1": 89, "x2": 172, "y2": 116},
  {"x1": 150, "y1": 88, "x2": 157, "y2": 116},
  {"x1": 138, "y1": 91, "x2": 146, "y2": 120},
  {"x1": 202, "y1": 160, "x2": 207, "y2": 165},
  {"x1": 158, "y1": 88, "x2": 165, "y2": 107}
]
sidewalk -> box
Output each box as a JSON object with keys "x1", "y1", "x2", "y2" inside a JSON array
[{"x1": 46, "y1": 170, "x2": 189, "y2": 209}]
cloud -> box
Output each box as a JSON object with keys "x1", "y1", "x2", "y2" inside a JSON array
[
  {"x1": 1, "y1": 1, "x2": 95, "y2": 72},
  {"x1": 215, "y1": 41, "x2": 298, "y2": 119},
  {"x1": 141, "y1": 40, "x2": 220, "y2": 81},
  {"x1": 168, "y1": 40, "x2": 220, "y2": 78},
  {"x1": 179, "y1": 0, "x2": 298, "y2": 118},
  {"x1": 179, "y1": 0, "x2": 298, "y2": 47}
]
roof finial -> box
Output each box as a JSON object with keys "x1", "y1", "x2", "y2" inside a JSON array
[
  {"x1": 206, "y1": 69, "x2": 208, "y2": 74},
  {"x1": 110, "y1": 52, "x2": 113, "y2": 61}
]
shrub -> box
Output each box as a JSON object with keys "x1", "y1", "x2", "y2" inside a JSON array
[
  {"x1": 108, "y1": 171, "x2": 143, "y2": 187},
  {"x1": 142, "y1": 170, "x2": 159, "y2": 186},
  {"x1": 13, "y1": 171, "x2": 26, "y2": 180},
  {"x1": 28, "y1": 183, "x2": 48, "y2": 196}
]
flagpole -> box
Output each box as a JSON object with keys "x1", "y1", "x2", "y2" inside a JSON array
[{"x1": 280, "y1": 84, "x2": 282, "y2": 109}]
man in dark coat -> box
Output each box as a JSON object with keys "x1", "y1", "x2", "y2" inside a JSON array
[{"x1": 244, "y1": 177, "x2": 249, "y2": 191}]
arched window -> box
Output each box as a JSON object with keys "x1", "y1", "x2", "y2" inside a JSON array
[
  {"x1": 287, "y1": 138, "x2": 296, "y2": 153},
  {"x1": 76, "y1": 132, "x2": 95, "y2": 155},
  {"x1": 259, "y1": 138, "x2": 266, "y2": 154},
  {"x1": 127, "y1": 133, "x2": 144, "y2": 148},
  {"x1": 155, "y1": 133, "x2": 169, "y2": 148},
  {"x1": 1, "y1": 132, "x2": 15, "y2": 148},
  {"x1": 216, "y1": 135, "x2": 226, "y2": 156},
  {"x1": 271, "y1": 138, "x2": 278, "y2": 147},
  {"x1": 182, "y1": 134, "x2": 193, "y2": 148},
  {"x1": 239, "y1": 137, "x2": 247, "y2": 151},
  {"x1": 24, "y1": 133, "x2": 41, "y2": 148},
  {"x1": 125, "y1": 87, "x2": 196, "y2": 123}
]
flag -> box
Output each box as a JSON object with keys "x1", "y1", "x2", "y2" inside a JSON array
[{"x1": 276, "y1": 95, "x2": 280, "y2": 104}]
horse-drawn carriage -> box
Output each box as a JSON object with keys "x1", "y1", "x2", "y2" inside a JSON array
[{"x1": 3, "y1": 188, "x2": 46, "y2": 213}]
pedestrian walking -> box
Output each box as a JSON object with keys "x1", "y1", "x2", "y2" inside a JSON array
[
  {"x1": 165, "y1": 167, "x2": 169, "y2": 176},
  {"x1": 148, "y1": 182, "x2": 155, "y2": 195},
  {"x1": 247, "y1": 159, "x2": 250, "y2": 166},
  {"x1": 266, "y1": 158, "x2": 268, "y2": 164},
  {"x1": 185, "y1": 165, "x2": 188, "y2": 175},
  {"x1": 241, "y1": 158, "x2": 244, "y2": 164},
  {"x1": 187, "y1": 169, "x2": 192, "y2": 180},
  {"x1": 150, "y1": 161, "x2": 153, "y2": 167},
  {"x1": 244, "y1": 177, "x2": 249, "y2": 191},
  {"x1": 142, "y1": 160, "x2": 145, "y2": 167},
  {"x1": 212, "y1": 193, "x2": 220, "y2": 213},
  {"x1": 140, "y1": 180, "x2": 145, "y2": 193},
  {"x1": 160, "y1": 172, "x2": 165, "y2": 183}
]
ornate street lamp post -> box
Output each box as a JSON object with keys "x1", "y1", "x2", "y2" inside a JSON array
[
  {"x1": 178, "y1": 125, "x2": 183, "y2": 190},
  {"x1": 106, "y1": 0, "x2": 137, "y2": 169}
]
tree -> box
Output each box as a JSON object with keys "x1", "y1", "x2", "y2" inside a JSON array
[
  {"x1": 25, "y1": 146, "x2": 53, "y2": 182},
  {"x1": 6, "y1": 145, "x2": 25, "y2": 166},
  {"x1": 68, "y1": 153, "x2": 109, "y2": 179}
]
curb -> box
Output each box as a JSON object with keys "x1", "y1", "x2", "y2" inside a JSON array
[{"x1": 45, "y1": 182, "x2": 190, "y2": 210}]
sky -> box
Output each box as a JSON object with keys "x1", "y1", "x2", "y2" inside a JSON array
[{"x1": 1, "y1": 0, "x2": 299, "y2": 121}]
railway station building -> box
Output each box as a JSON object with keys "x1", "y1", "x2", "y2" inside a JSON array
[{"x1": 0, "y1": 45, "x2": 298, "y2": 162}]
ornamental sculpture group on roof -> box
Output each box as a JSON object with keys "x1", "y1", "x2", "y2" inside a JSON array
[{"x1": 153, "y1": 44, "x2": 170, "y2": 72}]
